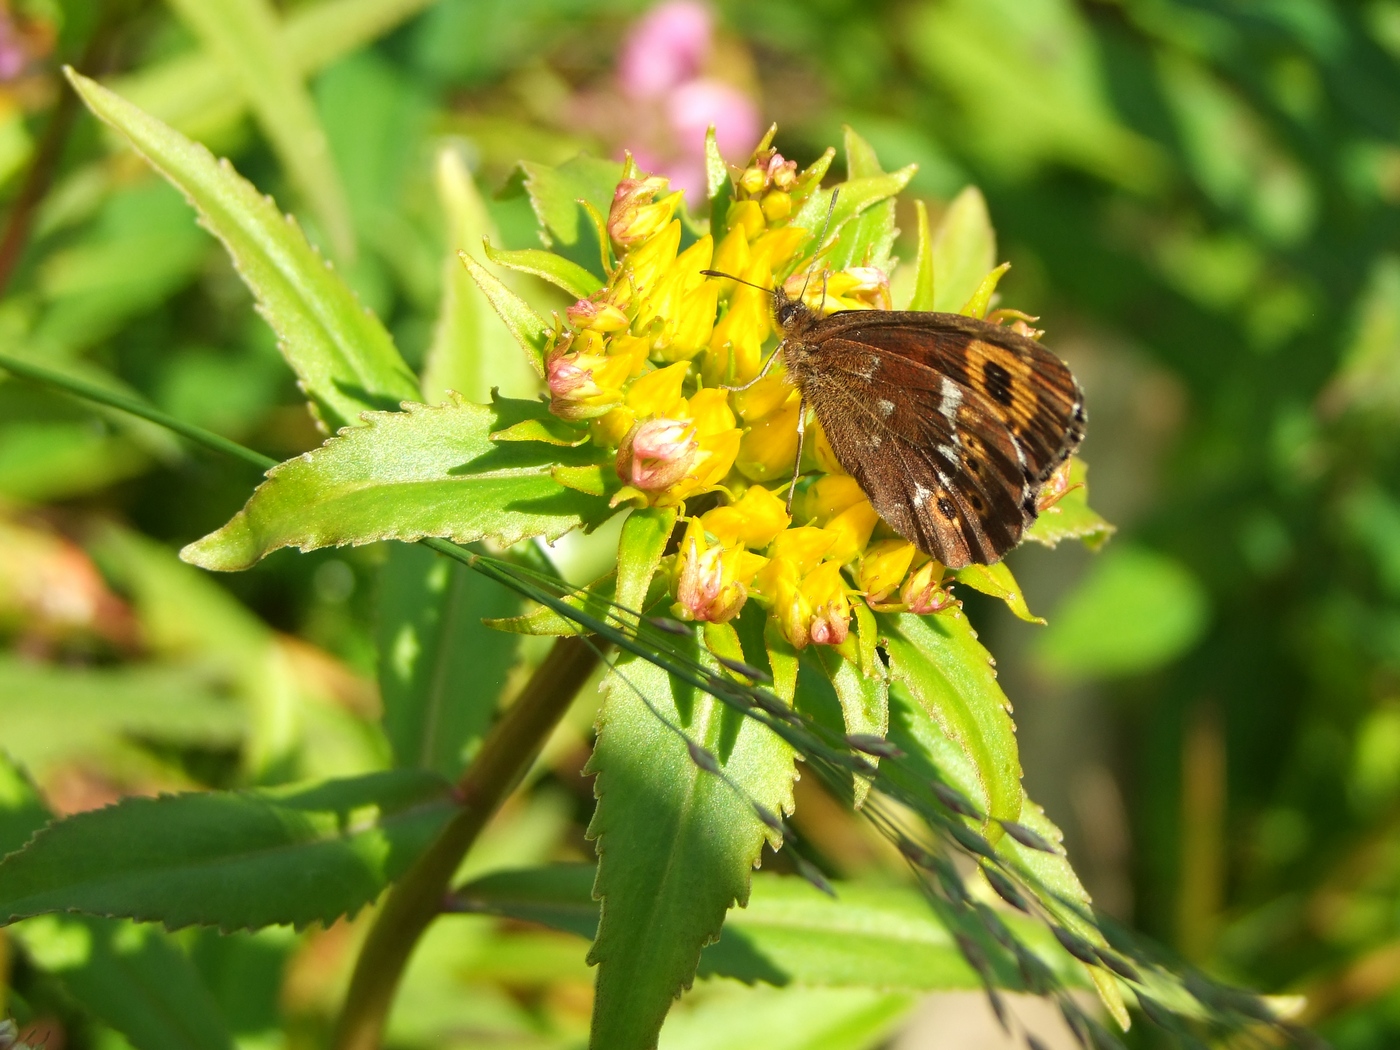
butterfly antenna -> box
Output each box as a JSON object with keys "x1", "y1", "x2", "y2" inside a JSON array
[
  {"x1": 698, "y1": 270, "x2": 772, "y2": 293},
  {"x1": 797, "y1": 187, "x2": 840, "y2": 303}
]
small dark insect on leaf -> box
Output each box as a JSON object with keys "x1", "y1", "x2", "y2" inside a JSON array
[
  {"x1": 714, "y1": 654, "x2": 773, "y2": 683},
  {"x1": 980, "y1": 863, "x2": 1029, "y2": 912},
  {"x1": 999, "y1": 819, "x2": 1058, "y2": 853},
  {"x1": 1051, "y1": 925, "x2": 1101, "y2": 966},
  {"x1": 844, "y1": 733, "x2": 903, "y2": 758},
  {"x1": 794, "y1": 854, "x2": 837, "y2": 897},
  {"x1": 931, "y1": 780, "x2": 982, "y2": 819},
  {"x1": 686, "y1": 740, "x2": 719, "y2": 773},
  {"x1": 647, "y1": 616, "x2": 694, "y2": 636}
]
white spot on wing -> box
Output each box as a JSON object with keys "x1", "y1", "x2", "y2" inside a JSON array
[
  {"x1": 912, "y1": 484, "x2": 932, "y2": 507},
  {"x1": 937, "y1": 443, "x2": 960, "y2": 462},
  {"x1": 939, "y1": 376, "x2": 962, "y2": 423},
  {"x1": 877, "y1": 399, "x2": 895, "y2": 418}
]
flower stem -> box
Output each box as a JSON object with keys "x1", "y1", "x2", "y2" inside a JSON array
[{"x1": 330, "y1": 634, "x2": 600, "y2": 1050}]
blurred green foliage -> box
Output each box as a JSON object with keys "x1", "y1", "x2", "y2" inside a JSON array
[{"x1": 0, "y1": 0, "x2": 1399, "y2": 1046}]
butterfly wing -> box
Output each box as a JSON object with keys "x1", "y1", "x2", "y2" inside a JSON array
[{"x1": 790, "y1": 311, "x2": 1085, "y2": 567}]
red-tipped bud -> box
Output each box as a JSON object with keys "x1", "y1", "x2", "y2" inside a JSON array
[
  {"x1": 616, "y1": 417, "x2": 699, "y2": 492},
  {"x1": 566, "y1": 298, "x2": 631, "y2": 332},
  {"x1": 901, "y1": 560, "x2": 956, "y2": 615}
]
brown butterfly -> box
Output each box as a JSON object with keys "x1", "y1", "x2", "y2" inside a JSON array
[{"x1": 702, "y1": 271, "x2": 1086, "y2": 568}]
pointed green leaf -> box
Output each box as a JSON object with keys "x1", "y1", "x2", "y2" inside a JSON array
[
  {"x1": 790, "y1": 168, "x2": 917, "y2": 254},
  {"x1": 952, "y1": 561, "x2": 1045, "y2": 624},
  {"x1": 424, "y1": 149, "x2": 542, "y2": 404},
  {"x1": 704, "y1": 126, "x2": 731, "y2": 217},
  {"x1": 377, "y1": 542, "x2": 523, "y2": 779},
  {"x1": 0, "y1": 756, "x2": 238, "y2": 1050},
  {"x1": 1024, "y1": 458, "x2": 1115, "y2": 550},
  {"x1": 959, "y1": 261, "x2": 1011, "y2": 318},
  {"x1": 181, "y1": 396, "x2": 612, "y2": 572},
  {"x1": 906, "y1": 199, "x2": 936, "y2": 311},
  {"x1": 879, "y1": 611, "x2": 1021, "y2": 827},
  {"x1": 843, "y1": 125, "x2": 885, "y2": 180},
  {"x1": 65, "y1": 70, "x2": 419, "y2": 431},
  {"x1": 459, "y1": 863, "x2": 1086, "y2": 992},
  {"x1": 482, "y1": 239, "x2": 604, "y2": 300},
  {"x1": 0, "y1": 770, "x2": 457, "y2": 932},
  {"x1": 931, "y1": 186, "x2": 996, "y2": 314},
  {"x1": 617, "y1": 507, "x2": 678, "y2": 615},
  {"x1": 510, "y1": 156, "x2": 624, "y2": 279},
  {"x1": 585, "y1": 655, "x2": 797, "y2": 1050},
  {"x1": 165, "y1": 0, "x2": 356, "y2": 260},
  {"x1": 457, "y1": 250, "x2": 552, "y2": 379}
]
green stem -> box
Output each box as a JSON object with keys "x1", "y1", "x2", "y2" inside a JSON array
[
  {"x1": 331, "y1": 634, "x2": 600, "y2": 1050},
  {"x1": 0, "y1": 351, "x2": 277, "y2": 472}
]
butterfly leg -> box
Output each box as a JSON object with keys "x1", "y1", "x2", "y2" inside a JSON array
[
  {"x1": 720, "y1": 339, "x2": 785, "y2": 392},
  {"x1": 785, "y1": 403, "x2": 807, "y2": 514}
]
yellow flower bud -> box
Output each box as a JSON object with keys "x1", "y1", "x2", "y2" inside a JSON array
[
  {"x1": 768, "y1": 526, "x2": 835, "y2": 574},
  {"x1": 672, "y1": 518, "x2": 765, "y2": 624},
  {"x1": 859, "y1": 539, "x2": 916, "y2": 603},
  {"x1": 739, "y1": 166, "x2": 768, "y2": 195},
  {"x1": 701, "y1": 483, "x2": 791, "y2": 549},
  {"x1": 609, "y1": 176, "x2": 680, "y2": 246},
  {"x1": 760, "y1": 190, "x2": 792, "y2": 223},
  {"x1": 626, "y1": 220, "x2": 682, "y2": 298},
  {"x1": 821, "y1": 500, "x2": 879, "y2": 564},
  {"x1": 710, "y1": 226, "x2": 749, "y2": 287},
  {"x1": 801, "y1": 561, "x2": 851, "y2": 647},
  {"x1": 686, "y1": 388, "x2": 737, "y2": 437},
  {"x1": 626, "y1": 361, "x2": 690, "y2": 418},
  {"x1": 547, "y1": 348, "x2": 625, "y2": 421},
  {"x1": 804, "y1": 475, "x2": 867, "y2": 523},
  {"x1": 735, "y1": 397, "x2": 800, "y2": 482},
  {"x1": 726, "y1": 199, "x2": 765, "y2": 239},
  {"x1": 566, "y1": 298, "x2": 630, "y2": 332},
  {"x1": 754, "y1": 554, "x2": 810, "y2": 649}
]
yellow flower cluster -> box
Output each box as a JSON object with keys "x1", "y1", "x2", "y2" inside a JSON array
[{"x1": 546, "y1": 139, "x2": 956, "y2": 649}]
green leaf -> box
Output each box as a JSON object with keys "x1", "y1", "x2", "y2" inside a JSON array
[
  {"x1": 510, "y1": 156, "x2": 624, "y2": 279},
  {"x1": 703, "y1": 127, "x2": 731, "y2": 220},
  {"x1": 879, "y1": 612, "x2": 1021, "y2": 828},
  {"x1": 457, "y1": 250, "x2": 552, "y2": 379},
  {"x1": 377, "y1": 542, "x2": 523, "y2": 779},
  {"x1": 487, "y1": 570, "x2": 620, "y2": 637},
  {"x1": 1035, "y1": 545, "x2": 1209, "y2": 679},
  {"x1": 458, "y1": 863, "x2": 1086, "y2": 992},
  {"x1": 826, "y1": 127, "x2": 899, "y2": 273},
  {"x1": 585, "y1": 655, "x2": 797, "y2": 1050},
  {"x1": 616, "y1": 507, "x2": 677, "y2": 615},
  {"x1": 931, "y1": 186, "x2": 996, "y2": 314},
  {"x1": 952, "y1": 561, "x2": 1045, "y2": 624},
  {"x1": 0, "y1": 770, "x2": 457, "y2": 932},
  {"x1": 658, "y1": 985, "x2": 914, "y2": 1050},
  {"x1": 164, "y1": 0, "x2": 356, "y2": 261},
  {"x1": 789, "y1": 167, "x2": 917, "y2": 260},
  {"x1": 905, "y1": 199, "x2": 936, "y2": 311},
  {"x1": 0, "y1": 658, "x2": 245, "y2": 777},
  {"x1": 1024, "y1": 458, "x2": 1115, "y2": 550},
  {"x1": 959, "y1": 261, "x2": 1011, "y2": 318},
  {"x1": 13, "y1": 916, "x2": 236, "y2": 1050},
  {"x1": 0, "y1": 755, "x2": 240, "y2": 1049},
  {"x1": 181, "y1": 396, "x2": 612, "y2": 572},
  {"x1": 65, "y1": 70, "x2": 420, "y2": 431},
  {"x1": 483, "y1": 240, "x2": 604, "y2": 300},
  {"x1": 808, "y1": 646, "x2": 887, "y2": 804},
  {"x1": 423, "y1": 149, "x2": 543, "y2": 404}
]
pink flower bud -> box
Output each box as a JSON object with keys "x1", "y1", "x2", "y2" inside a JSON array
[
  {"x1": 608, "y1": 175, "x2": 677, "y2": 246},
  {"x1": 566, "y1": 298, "x2": 630, "y2": 332},
  {"x1": 675, "y1": 537, "x2": 748, "y2": 624},
  {"x1": 766, "y1": 152, "x2": 797, "y2": 191},
  {"x1": 547, "y1": 349, "x2": 620, "y2": 421},
  {"x1": 616, "y1": 417, "x2": 699, "y2": 491},
  {"x1": 901, "y1": 561, "x2": 957, "y2": 615}
]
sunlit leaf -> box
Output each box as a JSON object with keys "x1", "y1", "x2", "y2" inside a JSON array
[
  {"x1": 457, "y1": 250, "x2": 552, "y2": 379},
  {"x1": 165, "y1": 0, "x2": 356, "y2": 260},
  {"x1": 66, "y1": 70, "x2": 420, "y2": 431},
  {"x1": 953, "y1": 560, "x2": 1045, "y2": 624},
  {"x1": 1024, "y1": 458, "x2": 1114, "y2": 551},
  {"x1": 181, "y1": 396, "x2": 612, "y2": 572},
  {"x1": 930, "y1": 185, "x2": 995, "y2": 314},
  {"x1": 483, "y1": 239, "x2": 604, "y2": 300},
  {"x1": 0, "y1": 770, "x2": 457, "y2": 932},
  {"x1": 508, "y1": 156, "x2": 623, "y2": 279},
  {"x1": 879, "y1": 611, "x2": 1021, "y2": 827},
  {"x1": 585, "y1": 655, "x2": 797, "y2": 1050}
]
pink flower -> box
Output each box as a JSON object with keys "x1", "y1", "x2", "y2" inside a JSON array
[
  {"x1": 666, "y1": 78, "x2": 760, "y2": 196},
  {"x1": 618, "y1": 0, "x2": 712, "y2": 99}
]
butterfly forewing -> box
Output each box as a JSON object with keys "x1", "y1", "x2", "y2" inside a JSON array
[{"x1": 780, "y1": 306, "x2": 1085, "y2": 568}]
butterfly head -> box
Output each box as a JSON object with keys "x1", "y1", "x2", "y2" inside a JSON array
[{"x1": 771, "y1": 283, "x2": 817, "y2": 337}]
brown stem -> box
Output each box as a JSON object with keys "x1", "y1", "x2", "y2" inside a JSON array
[{"x1": 330, "y1": 635, "x2": 599, "y2": 1050}]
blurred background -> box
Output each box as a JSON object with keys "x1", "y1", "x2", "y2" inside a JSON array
[{"x1": 2, "y1": 0, "x2": 1400, "y2": 1046}]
